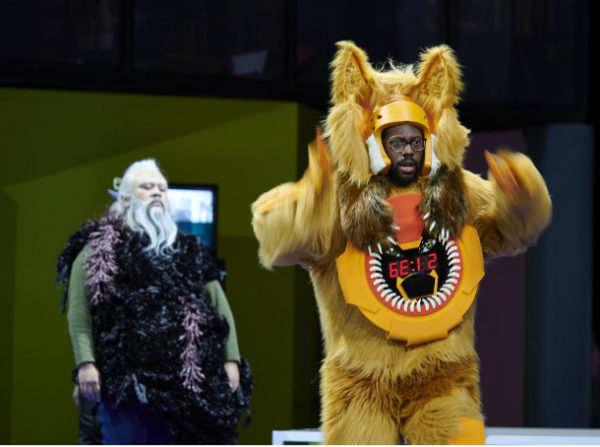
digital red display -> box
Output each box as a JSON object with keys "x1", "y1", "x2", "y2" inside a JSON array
[{"x1": 389, "y1": 253, "x2": 437, "y2": 278}]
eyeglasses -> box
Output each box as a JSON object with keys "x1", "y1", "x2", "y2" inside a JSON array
[{"x1": 385, "y1": 137, "x2": 426, "y2": 153}]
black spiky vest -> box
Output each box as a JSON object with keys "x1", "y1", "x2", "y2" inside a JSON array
[{"x1": 57, "y1": 216, "x2": 253, "y2": 444}]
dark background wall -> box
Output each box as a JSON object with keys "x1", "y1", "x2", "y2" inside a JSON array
[{"x1": 0, "y1": 0, "x2": 596, "y2": 443}]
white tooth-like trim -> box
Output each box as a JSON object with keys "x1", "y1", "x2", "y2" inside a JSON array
[
  {"x1": 423, "y1": 212, "x2": 430, "y2": 220},
  {"x1": 403, "y1": 301, "x2": 409, "y2": 312},
  {"x1": 381, "y1": 289, "x2": 393, "y2": 299},
  {"x1": 433, "y1": 295, "x2": 442, "y2": 305},
  {"x1": 392, "y1": 225, "x2": 400, "y2": 230},
  {"x1": 447, "y1": 245, "x2": 458, "y2": 254},
  {"x1": 449, "y1": 265, "x2": 461, "y2": 272},
  {"x1": 445, "y1": 240, "x2": 456, "y2": 250},
  {"x1": 369, "y1": 259, "x2": 381, "y2": 265},
  {"x1": 376, "y1": 283, "x2": 387, "y2": 292},
  {"x1": 387, "y1": 236, "x2": 397, "y2": 245},
  {"x1": 370, "y1": 252, "x2": 381, "y2": 260},
  {"x1": 416, "y1": 300, "x2": 422, "y2": 312},
  {"x1": 369, "y1": 266, "x2": 382, "y2": 272},
  {"x1": 430, "y1": 221, "x2": 436, "y2": 231},
  {"x1": 410, "y1": 300, "x2": 416, "y2": 312},
  {"x1": 439, "y1": 228, "x2": 448, "y2": 242},
  {"x1": 423, "y1": 299, "x2": 430, "y2": 311},
  {"x1": 448, "y1": 252, "x2": 460, "y2": 260},
  {"x1": 447, "y1": 278, "x2": 458, "y2": 285},
  {"x1": 396, "y1": 297, "x2": 406, "y2": 309},
  {"x1": 448, "y1": 272, "x2": 460, "y2": 279},
  {"x1": 449, "y1": 258, "x2": 461, "y2": 266},
  {"x1": 377, "y1": 243, "x2": 383, "y2": 254},
  {"x1": 370, "y1": 272, "x2": 383, "y2": 279},
  {"x1": 372, "y1": 278, "x2": 386, "y2": 285}
]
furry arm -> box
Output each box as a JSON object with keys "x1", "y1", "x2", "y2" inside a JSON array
[
  {"x1": 251, "y1": 136, "x2": 339, "y2": 269},
  {"x1": 463, "y1": 151, "x2": 552, "y2": 256}
]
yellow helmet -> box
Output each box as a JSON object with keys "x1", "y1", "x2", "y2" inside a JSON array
[{"x1": 366, "y1": 95, "x2": 437, "y2": 176}]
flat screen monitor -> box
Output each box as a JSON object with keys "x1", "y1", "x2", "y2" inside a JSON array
[{"x1": 168, "y1": 183, "x2": 218, "y2": 253}]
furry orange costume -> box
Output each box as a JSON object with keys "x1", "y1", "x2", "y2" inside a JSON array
[{"x1": 252, "y1": 42, "x2": 551, "y2": 444}]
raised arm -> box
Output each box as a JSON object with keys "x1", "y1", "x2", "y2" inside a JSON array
[
  {"x1": 463, "y1": 150, "x2": 552, "y2": 257},
  {"x1": 252, "y1": 132, "x2": 340, "y2": 269}
]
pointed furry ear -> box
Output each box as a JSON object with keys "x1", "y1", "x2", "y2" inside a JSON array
[
  {"x1": 326, "y1": 41, "x2": 378, "y2": 184},
  {"x1": 330, "y1": 41, "x2": 376, "y2": 106},
  {"x1": 410, "y1": 45, "x2": 463, "y2": 124}
]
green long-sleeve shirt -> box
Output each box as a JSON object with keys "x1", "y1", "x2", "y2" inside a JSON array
[{"x1": 67, "y1": 247, "x2": 241, "y2": 367}]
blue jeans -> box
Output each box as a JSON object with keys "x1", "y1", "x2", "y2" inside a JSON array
[{"x1": 97, "y1": 400, "x2": 169, "y2": 445}]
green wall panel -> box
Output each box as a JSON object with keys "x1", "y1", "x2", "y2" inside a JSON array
[{"x1": 0, "y1": 192, "x2": 17, "y2": 444}]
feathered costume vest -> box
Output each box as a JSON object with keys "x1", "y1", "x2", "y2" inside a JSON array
[{"x1": 57, "y1": 215, "x2": 253, "y2": 444}]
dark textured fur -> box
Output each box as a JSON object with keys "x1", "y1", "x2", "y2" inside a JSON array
[
  {"x1": 418, "y1": 164, "x2": 468, "y2": 239},
  {"x1": 57, "y1": 218, "x2": 254, "y2": 444},
  {"x1": 338, "y1": 172, "x2": 394, "y2": 251}
]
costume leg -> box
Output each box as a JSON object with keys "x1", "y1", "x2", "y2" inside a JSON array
[
  {"x1": 320, "y1": 360, "x2": 399, "y2": 444},
  {"x1": 401, "y1": 387, "x2": 484, "y2": 445}
]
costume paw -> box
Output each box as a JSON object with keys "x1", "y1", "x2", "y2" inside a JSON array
[
  {"x1": 339, "y1": 174, "x2": 394, "y2": 252},
  {"x1": 419, "y1": 165, "x2": 468, "y2": 240},
  {"x1": 485, "y1": 149, "x2": 544, "y2": 215},
  {"x1": 366, "y1": 224, "x2": 402, "y2": 256},
  {"x1": 421, "y1": 212, "x2": 453, "y2": 243},
  {"x1": 485, "y1": 150, "x2": 528, "y2": 196}
]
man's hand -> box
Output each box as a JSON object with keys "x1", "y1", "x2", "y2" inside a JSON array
[
  {"x1": 72, "y1": 384, "x2": 80, "y2": 409},
  {"x1": 78, "y1": 362, "x2": 101, "y2": 403},
  {"x1": 224, "y1": 361, "x2": 240, "y2": 393}
]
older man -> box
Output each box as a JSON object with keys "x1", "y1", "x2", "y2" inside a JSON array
[{"x1": 57, "y1": 159, "x2": 252, "y2": 444}]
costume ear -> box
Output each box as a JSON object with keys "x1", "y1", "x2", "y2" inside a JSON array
[
  {"x1": 409, "y1": 45, "x2": 463, "y2": 126},
  {"x1": 326, "y1": 41, "x2": 378, "y2": 184},
  {"x1": 330, "y1": 41, "x2": 377, "y2": 108}
]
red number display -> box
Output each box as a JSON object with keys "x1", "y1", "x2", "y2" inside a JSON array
[
  {"x1": 400, "y1": 259, "x2": 409, "y2": 276},
  {"x1": 428, "y1": 253, "x2": 437, "y2": 270},
  {"x1": 388, "y1": 253, "x2": 437, "y2": 278}
]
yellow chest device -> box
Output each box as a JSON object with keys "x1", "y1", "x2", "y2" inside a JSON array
[{"x1": 336, "y1": 194, "x2": 484, "y2": 345}]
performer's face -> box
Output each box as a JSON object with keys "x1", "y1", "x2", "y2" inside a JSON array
[
  {"x1": 382, "y1": 124, "x2": 425, "y2": 186},
  {"x1": 131, "y1": 169, "x2": 169, "y2": 210}
]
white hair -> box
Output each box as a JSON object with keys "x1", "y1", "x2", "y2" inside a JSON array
[
  {"x1": 114, "y1": 158, "x2": 179, "y2": 257},
  {"x1": 127, "y1": 196, "x2": 179, "y2": 257},
  {"x1": 118, "y1": 158, "x2": 163, "y2": 201}
]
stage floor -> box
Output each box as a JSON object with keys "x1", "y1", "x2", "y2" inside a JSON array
[{"x1": 272, "y1": 427, "x2": 600, "y2": 445}]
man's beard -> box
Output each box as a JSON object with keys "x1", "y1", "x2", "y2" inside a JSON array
[
  {"x1": 125, "y1": 197, "x2": 178, "y2": 258},
  {"x1": 388, "y1": 156, "x2": 424, "y2": 186}
]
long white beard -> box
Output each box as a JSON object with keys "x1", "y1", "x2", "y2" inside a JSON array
[{"x1": 125, "y1": 197, "x2": 178, "y2": 258}]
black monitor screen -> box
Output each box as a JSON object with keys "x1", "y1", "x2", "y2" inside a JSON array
[{"x1": 168, "y1": 183, "x2": 218, "y2": 252}]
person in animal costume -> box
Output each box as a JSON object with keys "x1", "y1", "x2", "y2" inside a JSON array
[{"x1": 252, "y1": 41, "x2": 551, "y2": 444}]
